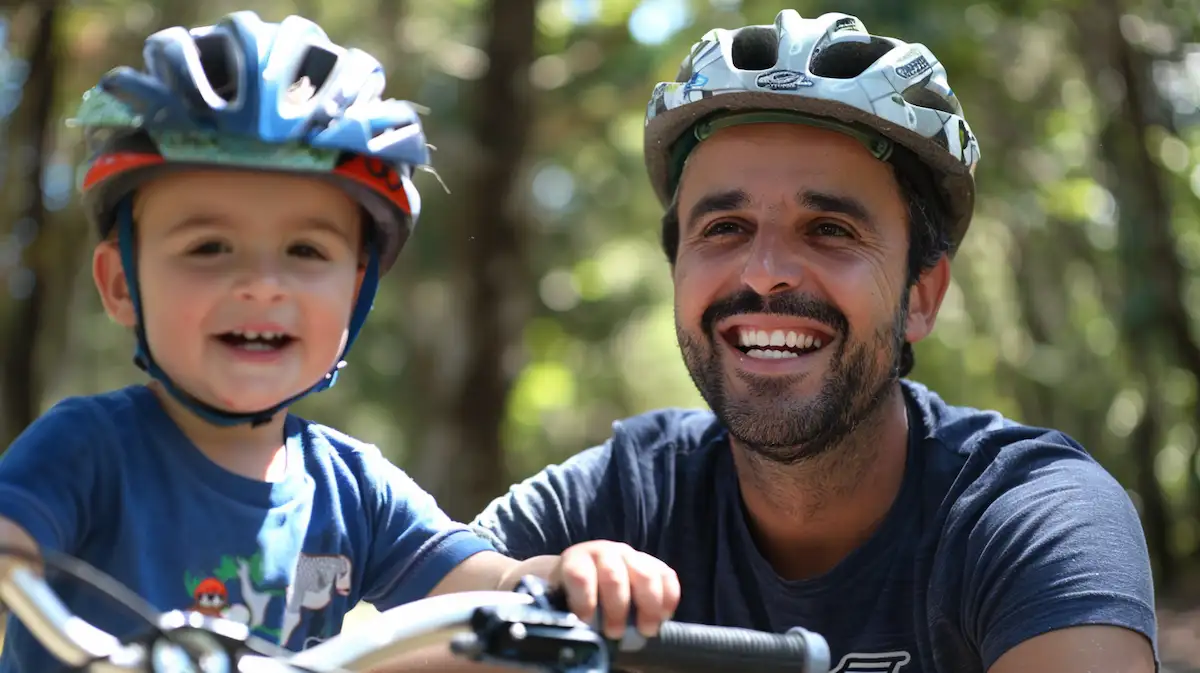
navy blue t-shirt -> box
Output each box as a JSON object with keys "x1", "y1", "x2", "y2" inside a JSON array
[
  {"x1": 0, "y1": 385, "x2": 494, "y2": 673},
  {"x1": 473, "y1": 380, "x2": 1157, "y2": 673}
]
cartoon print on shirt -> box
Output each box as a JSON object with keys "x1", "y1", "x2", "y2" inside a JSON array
[
  {"x1": 184, "y1": 550, "x2": 287, "y2": 641},
  {"x1": 189, "y1": 577, "x2": 228, "y2": 616},
  {"x1": 280, "y1": 553, "x2": 352, "y2": 645},
  {"x1": 184, "y1": 548, "x2": 352, "y2": 649}
]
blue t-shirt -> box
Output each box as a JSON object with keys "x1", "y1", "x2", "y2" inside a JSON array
[
  {"x1": 473, "y1": 380, "x2": 1158, "y2": 673},
  {"x1": 0, "y1": 385, "x2": 494, "y2": 673}
]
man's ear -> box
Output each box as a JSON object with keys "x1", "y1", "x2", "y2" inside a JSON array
[
  {"x1": 93, "y1": 241, "x2": 137, "y2": 327},
  {"x1": 905, "y1": 254, "x2": 951, "y2": 345}
]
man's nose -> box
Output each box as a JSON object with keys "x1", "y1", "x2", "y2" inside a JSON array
[{"x1": 740, "y1": 229, "x2": 804, "y2": 297}]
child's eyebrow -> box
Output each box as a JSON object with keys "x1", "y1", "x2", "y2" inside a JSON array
[
  {"x1": 165, "y1": 214, "x2": 354, "y2": 243},
  {"x1": 165, "y1": 213, "x2": 227, "y2": 235},
  {"x1": 297, "y1": 216, "x2": 355, "y2": 244}
]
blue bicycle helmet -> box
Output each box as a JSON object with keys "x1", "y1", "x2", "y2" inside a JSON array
[{"x1": 71, "y1": 11, "x2": 431, "y2": 427}]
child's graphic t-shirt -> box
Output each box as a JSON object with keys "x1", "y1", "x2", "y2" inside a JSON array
[{"x1": 0, "y1": 385, "x2": 494, "y2": 672}]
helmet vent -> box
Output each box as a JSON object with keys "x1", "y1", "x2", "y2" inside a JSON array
[
  {"x1": 194, "y1": 33, "x2": 237, "y2": 102},
  {"x1": 809, "y1": 37, "x2": 893, "y2": 79},
  {"x1": 902, "y1": 82, "x2": 955, "y2": 114},
  {"x1": 294, "y1": 46, "x2": 339, "y2": 95},
  {"x1": 730, "y1": 26, "x2": 780, "y2": 70}
]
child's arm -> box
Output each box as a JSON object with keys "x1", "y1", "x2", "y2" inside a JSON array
[
  {"x1": 0, "y1": 516, "x2": 42, "y2": 579},
  {"x1": 0, "y1": 398, "x2": 103, "y2": 578}
]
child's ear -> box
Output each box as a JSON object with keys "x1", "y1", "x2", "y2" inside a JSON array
[{"x1": 93, "y1": 241, "x2": 137, "y2": 327}]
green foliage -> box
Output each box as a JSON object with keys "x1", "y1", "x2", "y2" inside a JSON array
[{"x1": 6, "y1": 0, "x2": 1200, "y2": 593}]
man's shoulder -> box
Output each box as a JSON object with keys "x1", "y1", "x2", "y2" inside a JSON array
[
  {"x1": 609, "y1": 406, "x2": 726, "y2": 457},
  {"x1": 907, "y1": 379, "x2": 1091, "y2": 462},
  {"x1": 905, "y1": 380, "x2": 1121, "y2": 509}
]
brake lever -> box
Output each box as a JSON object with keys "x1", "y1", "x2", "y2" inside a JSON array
[{"x1": 449, "y1": 576, "x2": 612, "y2": 673}]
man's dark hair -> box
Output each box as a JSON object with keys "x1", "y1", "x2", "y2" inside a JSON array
[{"x1": 658, "y1": 145, "x2": 952, "y2": 378}]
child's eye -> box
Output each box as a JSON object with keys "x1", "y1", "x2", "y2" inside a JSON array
[
  {"x1": 188, "y1": 241, "x2": 228, "y2": 256},
  {"x1": 289, "y1": 243, "x2": 328, "y2": 260}
]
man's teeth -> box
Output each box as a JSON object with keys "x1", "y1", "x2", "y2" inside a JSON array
[
  {"x1": 737, "y1": 328, "x2": 822, "y2": 350},
  {"x1": 746, "y1": 349, "x2": 799, "y2": 359}
]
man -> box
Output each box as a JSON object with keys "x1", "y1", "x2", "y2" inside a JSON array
[{"x1": 472, "y1": 10, "x2": 1157, "y2": 673}]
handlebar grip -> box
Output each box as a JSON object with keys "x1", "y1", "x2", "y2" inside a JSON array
[{"x1": 616, "y1": 621, "x2": 831, "y2": 673}]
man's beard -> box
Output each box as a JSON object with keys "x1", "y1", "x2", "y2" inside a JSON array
[{"x1": 677, "y1": 289, "x2": 908, "y2": 465}]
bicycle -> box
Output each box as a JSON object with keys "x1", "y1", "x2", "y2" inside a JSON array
[{"x1": 0, "y1": 546, "x2": 831, "y2": 672}]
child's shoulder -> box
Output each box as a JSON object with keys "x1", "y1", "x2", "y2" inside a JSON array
[
  {"x1": 288, "y1": 416, "x2": 395, "y2": 477},
  {"x1": 27, "y1": 385, "x2": 161, "y2": 439}
]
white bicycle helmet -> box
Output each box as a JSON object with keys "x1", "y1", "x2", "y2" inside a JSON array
[{"x1": 644, "y1": 10, "x2": 981, "y2": 250}]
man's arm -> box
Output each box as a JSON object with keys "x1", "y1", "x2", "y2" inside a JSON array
[
  {"x1": 960, "y1": 433, "x2": 1157, "y2": 673},
  {"x1": 470, "y1": 441, "x2": 630, "y2": 559},
  {"x1": 989, "y1": 625, "x2": 1154, "y2": 673}
]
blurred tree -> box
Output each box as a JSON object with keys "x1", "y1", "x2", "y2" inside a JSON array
[
  {"x1": 0, "y1": 0, "x2": 58, "y2": 447},
  {"x1": 408, "y1": 0, "x2": 540, "y2": 520},
  {"x1": 6, "y1": 8, "x2": 1200, "y2": 657}
]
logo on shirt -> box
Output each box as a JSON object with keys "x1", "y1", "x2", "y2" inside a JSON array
[{"x1": 832, "y1": 651, "x2": 912, "y2": 673}]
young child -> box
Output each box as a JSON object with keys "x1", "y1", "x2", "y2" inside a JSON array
[{"x1": 0, "y1": 11, "x2": 679, "y2": 672}]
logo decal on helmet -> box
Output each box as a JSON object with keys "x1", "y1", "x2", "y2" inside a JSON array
[
  {"x1": 833, "y1": 17, "x2": 862, "y2": 32},
  {"x1": 755, "y1": 70, "x2": 813, "y2": 91},
  {"x1": 895, "y1": 53, "x2": 932, "y2": 80}
]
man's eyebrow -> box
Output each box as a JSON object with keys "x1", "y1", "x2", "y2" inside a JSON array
[
  {"x1": 686, "y1": 188, "x2": 751, "y2": 230},
  {"x1": 797, "y1": 190, "x2": 876, "y2": 231}
]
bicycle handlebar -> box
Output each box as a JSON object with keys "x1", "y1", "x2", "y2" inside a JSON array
[{"x1": 0, "y1": 549, "x2": 832, "y2": 673}]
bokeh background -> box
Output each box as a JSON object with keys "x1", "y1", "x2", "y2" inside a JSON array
[{"x1": 4, "y1": 0, "x2": 1200, "y2": 668}]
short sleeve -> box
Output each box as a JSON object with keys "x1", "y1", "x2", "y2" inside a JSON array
[
  {"x1": 0, "y1": 397, "x2": 103, "y2": 554},
  {"x1": 471, "y1": 442, "x2": 633, "y2": 559},
  {"x1": 355, "y1": 448, "x2": 495, "y2": 610},
  {"x1": 960, "y1": 434, "x2": 1157, "y2": 668}
]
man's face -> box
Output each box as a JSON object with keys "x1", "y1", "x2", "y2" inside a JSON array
[{"x1": 671, "y1": 123, "x2": 947, "y2": 463}]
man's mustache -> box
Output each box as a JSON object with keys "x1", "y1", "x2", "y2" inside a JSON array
[{"x1": 701, "y1": 289, "x2": 848, "y2": 338}]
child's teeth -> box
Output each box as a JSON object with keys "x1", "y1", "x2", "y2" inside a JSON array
[{"x1": 244, "y1": 330, "x2": 259, "y2": 339}]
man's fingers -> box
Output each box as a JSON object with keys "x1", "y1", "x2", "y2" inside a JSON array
[
  {"x1": 592, "y1": 547, "x2": 632, "y2": 639},
  {"x1": 557, "y1": 547, "x2": 599, "y2": 625},
  {"x1": 661, "y1": 563, "x2": 681, "y2": 619},
  {"x1": 624, "y1": 552, "x2": 669, "y2": 637}
]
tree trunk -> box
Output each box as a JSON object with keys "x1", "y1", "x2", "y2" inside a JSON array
[
  {"x1": 1072, "y1": 0, "x2": 1182, "y2": 584},
  {"x1": 411, "y1": 0, "x2": 536, "y2": 521},
  {"x1": 0, "y1": 0, "x2": 59, "y2": 448}
]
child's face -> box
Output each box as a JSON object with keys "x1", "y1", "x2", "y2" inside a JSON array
[{"x1": 93, "y1": 169, "x2": 366, "y2": 414}]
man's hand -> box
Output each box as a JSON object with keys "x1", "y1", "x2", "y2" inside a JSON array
[
  {"x1": 544, "y1": 540, "x2": 681, "y2": 640},
  {"x1": 409, "y1": 542, "x2": 680, "y2": 672}
]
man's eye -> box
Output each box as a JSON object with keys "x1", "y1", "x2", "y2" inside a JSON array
[
  {"x1": 813, "y1": 221, "x2": 852, "y2": 237},
  {"x1": 703, "y1": 220, "x2": 744, "y2": 237}
]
